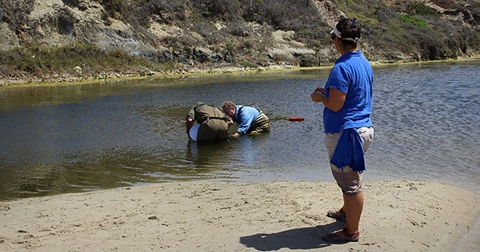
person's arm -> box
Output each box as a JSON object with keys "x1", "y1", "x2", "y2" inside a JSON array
[
  {"x1": 311, "y1": 88, "x2": 346, "y2": 112},
  {"x1": 322, "y1": 88, "x2": 346, "y2": 112},
  {"x1": 187, "y1": 102, "x2": 206, "y2": 121},
  {"x1": 186, "y1": 102, "x2": 204, "y2": 135}
]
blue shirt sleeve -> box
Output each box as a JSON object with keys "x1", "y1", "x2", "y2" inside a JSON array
[{"x1": 325, "y1": 64, "x2": 349, "y2": 94}]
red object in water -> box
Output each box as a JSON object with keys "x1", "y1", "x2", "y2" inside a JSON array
[{"x1": 288, "y1": 116, "x2": 305, "y2": 121}]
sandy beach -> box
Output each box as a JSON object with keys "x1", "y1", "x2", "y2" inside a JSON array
[{"x1": 1, "y1": 180, "x2": 479, "y2": 252}]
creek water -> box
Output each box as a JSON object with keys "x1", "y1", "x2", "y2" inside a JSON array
[{"x1": 0, "y1": 60, "x2": 479, "y2": 202}]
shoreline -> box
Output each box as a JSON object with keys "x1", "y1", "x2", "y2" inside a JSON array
[
  {"x1": 1, "y1": 56, "x2": 479, "y2": 89},
  {"x1": 1, "y1": 180, "x2": 479, "y2": 251}
]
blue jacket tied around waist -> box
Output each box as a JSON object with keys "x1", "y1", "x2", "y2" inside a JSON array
[{"x1": 330, "y1": 126, "x2": 366, "y2": 173}]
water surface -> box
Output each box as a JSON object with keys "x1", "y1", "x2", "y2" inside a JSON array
[{"x1": 1, "y1": 61, "x2": 479, "y2": 201}]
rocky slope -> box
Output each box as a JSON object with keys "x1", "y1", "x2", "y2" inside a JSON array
[{"x1": 1, "y1": 0, "x2": 479, "y2": 85}]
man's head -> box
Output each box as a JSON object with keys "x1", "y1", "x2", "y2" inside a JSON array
[{"x1": 221, "y1": 101, "x2": 236, "y2": 117}]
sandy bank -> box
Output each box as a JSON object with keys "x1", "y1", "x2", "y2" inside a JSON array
[{"x1": 1, "y1": 180, "x2": 479, "y2": 251}]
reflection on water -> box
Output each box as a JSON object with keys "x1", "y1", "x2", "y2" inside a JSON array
[{"x1": 1, "y1": 61, "x2": 480, "y2": 201}]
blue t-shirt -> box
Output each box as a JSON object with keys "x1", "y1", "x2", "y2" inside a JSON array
[
  {"x1": 323, "y1": 50, "x2": 373, "y2": 133},
  {"x1": 234, "y1": 105, "x2": 260, "y2": 135}
]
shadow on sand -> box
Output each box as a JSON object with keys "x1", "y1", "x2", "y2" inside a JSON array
[{"x1": 239, "y1": 221, "x2": 346, "y2": 250}]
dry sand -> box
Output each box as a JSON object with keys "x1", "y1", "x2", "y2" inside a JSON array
[{"x1": 1, "y1": 180, "x2": 479, "y2": 252}]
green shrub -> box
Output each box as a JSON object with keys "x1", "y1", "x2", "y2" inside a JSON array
[
  {"x1": 398, "y1": 14, "x2": 427, "y2": 27},
  {"x1": 240, "y1": 61, "x2": 258, "y2": 68}
]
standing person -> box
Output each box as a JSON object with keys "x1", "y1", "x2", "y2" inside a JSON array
[
  {"x1": 186, "y1": 102, "x2": 233, "y2": 144},
  {"x1": 221, "y1": 101, "x2": 271, "y2": 138},
  {"x1": 310, "y1": 18, "x2": 374, "y2": 243}
]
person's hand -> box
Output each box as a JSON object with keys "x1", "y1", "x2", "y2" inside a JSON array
[
  {"x1": 313, "y1": 87, "x2": 325, "y2": 94},
  {"x1": 230, "y1": 132, "x2": 241, "y2": 138},
  {"x1": 311, "y1": 90, "x2": 327, "y2": 102},
  {"x1": 186, "y1": 118, "x2": 194, "y2": 134}
]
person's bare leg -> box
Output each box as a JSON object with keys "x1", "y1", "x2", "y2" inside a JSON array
[{"x1": 343, "y1": 191, "x2": 364, "y2": 234}]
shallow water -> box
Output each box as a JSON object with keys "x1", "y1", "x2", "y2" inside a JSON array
[{"x1": 0, "y1": 61, "x2": 479, "y2": 201}]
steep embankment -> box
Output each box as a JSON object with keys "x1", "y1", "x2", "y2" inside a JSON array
[{"x1": 0, "y1": 0, "x2": 479, "y2": 85}]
